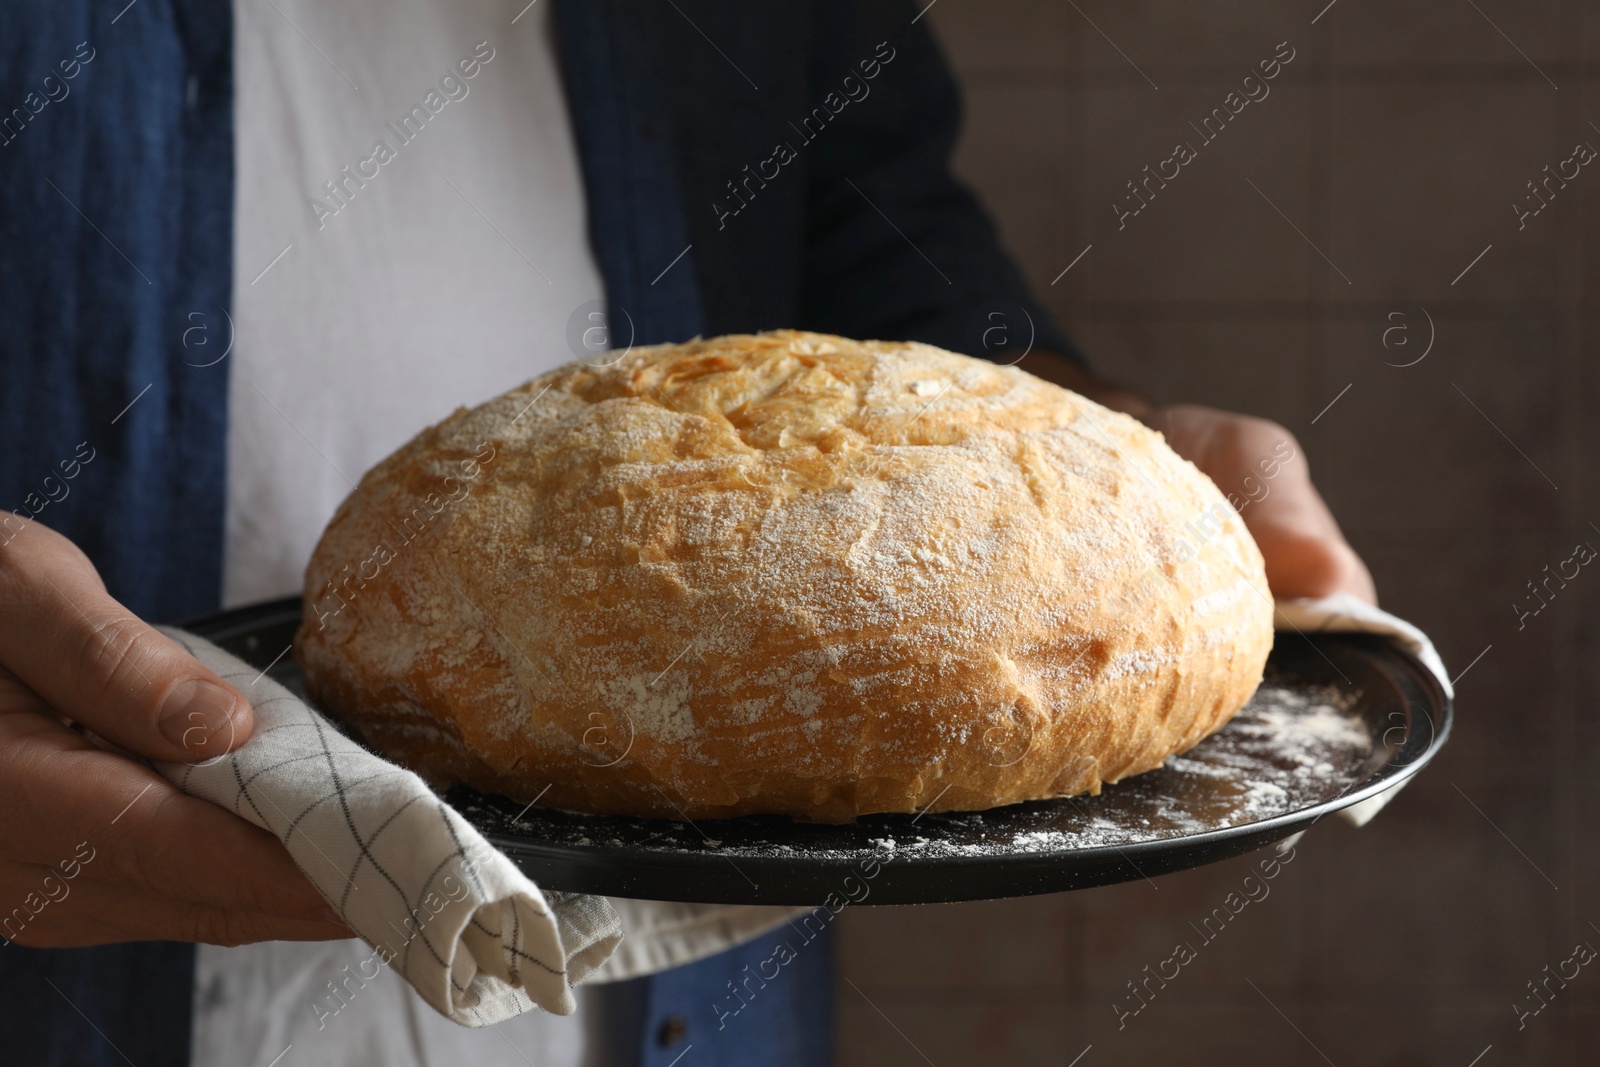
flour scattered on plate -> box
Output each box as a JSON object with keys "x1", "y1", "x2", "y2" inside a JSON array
[{"x1": 452, "y1": 676, "x2": 1383, "y2": 862}]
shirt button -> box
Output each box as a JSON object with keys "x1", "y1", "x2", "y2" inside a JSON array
[{"x1": 655, "y1": 1014, "x2": 688, "y2": 1047}]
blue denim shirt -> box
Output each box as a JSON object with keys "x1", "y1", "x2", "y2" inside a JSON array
[{"x1": 0, "y1": 2, "x2": 1069, "y2": 1062}]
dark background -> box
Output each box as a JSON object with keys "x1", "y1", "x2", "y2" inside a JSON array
[{"x1": 838, "y1": 1, "x2": 1596, "y2": 1062}]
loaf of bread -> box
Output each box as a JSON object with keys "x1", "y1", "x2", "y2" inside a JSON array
[{"x1": 294, "y1": 331, "x2": 1273, "y2": 822}]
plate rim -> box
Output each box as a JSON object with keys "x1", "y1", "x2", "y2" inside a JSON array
[{"x1": 182, "y1": 596, "x2": 1453, "y2": 904}]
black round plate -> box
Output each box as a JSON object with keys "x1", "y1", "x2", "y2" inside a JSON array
[{"x1": 184, "y1": 597, "x2": 1450, "y2": 906}]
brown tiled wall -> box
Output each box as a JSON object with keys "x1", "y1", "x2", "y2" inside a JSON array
[{"x1": 837, "y1": 1, "x2": 1597, "y2": 1062}]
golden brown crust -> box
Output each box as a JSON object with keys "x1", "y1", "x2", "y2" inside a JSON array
[{"x1": 293, "y1": 331, "x2": 1274, "y2": 823}]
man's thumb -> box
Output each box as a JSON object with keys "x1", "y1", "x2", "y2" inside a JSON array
[{"x1": 0, "y1": 521, "x2": 254, "y2": 761}]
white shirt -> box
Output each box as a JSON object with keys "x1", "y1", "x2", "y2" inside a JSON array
[
  {"x1": 222, "y1": 0, "x2": 605, "y2": 608},
  {"x1": 207, "y1": 1, "x2": 604, "y2": 1063}
]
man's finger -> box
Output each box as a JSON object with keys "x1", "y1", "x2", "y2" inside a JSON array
[
  {"x1": 106, "y1": 773, "x2": 352, "y2": 923},
  {"x1": 18, "y1": 744, "x2": 342, "y2": 924},
  {"x1": 2, "y1": 880, "x2": 351, "y2": 949},
  {"x1": 0, "y1": 518, "x2": 253, "y2": 761},
  {"x1": 1231, "y1": 457, "x2": 1377, "y2": 603},
  {"x1": 1153, "y1": 405, "x2": 1377, "y2": 604},
  {"x1": 1251, "y1": 521, "x2": 1377, "y2": 603},
  {"x1": 1, "y1": 707, "x2": 350, "y2": 947}
]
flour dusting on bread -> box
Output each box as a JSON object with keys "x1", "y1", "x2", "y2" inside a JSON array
[{"x1": 294, "y1": 331, "x2": 1274, "y2": 822}]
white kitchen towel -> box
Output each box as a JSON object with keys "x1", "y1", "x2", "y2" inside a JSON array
[
  {"x1": 592, "y1": 897, "x2": 811, "y2": 981},
  {"x1": 1273, "y1": 593, "x2": 1452, "y2": 827},
  {"x1": 154, "y1": 628, "x2": 623, "y2": 1026}
]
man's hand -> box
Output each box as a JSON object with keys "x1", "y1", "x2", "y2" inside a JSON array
[
  {"x1": 0, "y1": 518, "x2": 351, "y2": 947},
  {"x1": 1017, "y1": 351, "x2": 1377, "y2": 604},
  {"x1": 1151, "y1": 404, "x2": 1376, "y2": 603}
]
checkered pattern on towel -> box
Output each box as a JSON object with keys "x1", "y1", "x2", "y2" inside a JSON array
[{"x1": 154, "y1": 628, "x2": 622, "y2": 1025}]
